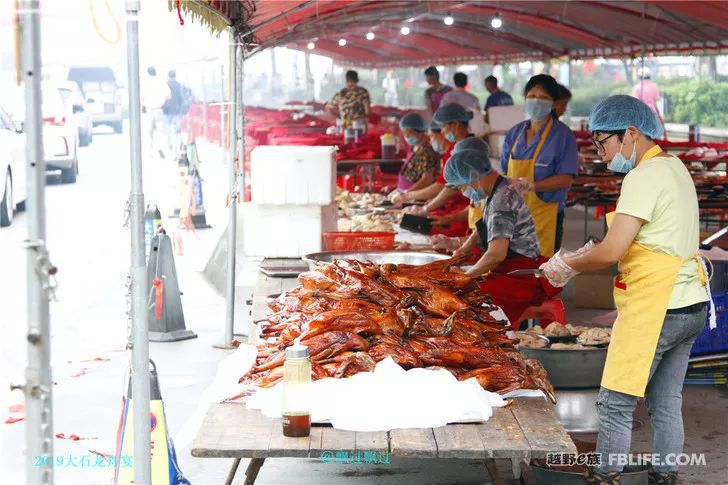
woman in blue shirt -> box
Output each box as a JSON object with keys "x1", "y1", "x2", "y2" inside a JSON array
[{"x1": 500, "y1": 74, "x2": 578, "y2": 256}]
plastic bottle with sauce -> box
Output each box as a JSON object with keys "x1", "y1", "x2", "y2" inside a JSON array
[
  {"x1": 381, "y1": 133, "x2": 396, "y2": 159},
  {"x1": 282, "y1": 342, "x2": 312, "y2": 437}
]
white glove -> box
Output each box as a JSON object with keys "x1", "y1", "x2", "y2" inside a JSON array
[
  {"x1": 512, "y1": 177, "x2": 535, "y2": 193},
  {"x1": 539, "y1": 240, "x2": 595, "y2": 287},
  {"x1": 430, "y1": 234, "x2": 462, "y2": 253}
]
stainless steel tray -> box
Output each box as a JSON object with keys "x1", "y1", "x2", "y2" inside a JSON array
[
  {"x1": 520, "y1": 347, "x2": 608, "y2": 389},
  {"x1": 303, "y1": 250, "x2": 449, "y2": 269}
]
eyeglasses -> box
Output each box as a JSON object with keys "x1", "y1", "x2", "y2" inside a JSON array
[{"x1": 593, "y1": 133, "x2": 617, "y2": 152}]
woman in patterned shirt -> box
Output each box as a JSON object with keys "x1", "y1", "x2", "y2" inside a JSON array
[
  {"x1": 326, "y1": 70, "x2": 370, "y2": 128},
  {"x1": 392, "y1": 113, "x2": 440, "y2": 194}
]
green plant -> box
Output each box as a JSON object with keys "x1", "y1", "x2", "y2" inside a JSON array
[{"x1": 662, "y1": 80, "x2": 728, "y2": 127}]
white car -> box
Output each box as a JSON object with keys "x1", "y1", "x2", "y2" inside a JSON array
[
  {"x1": 0, "y1": 104, "x2": 27, "y2": 227},
  {"x1": 1, "y1": 82, "x2": 79, "y2": 184},
  {"x1": 67, "y1": 66, "x2": 124, "y2": 133},
  {"x1": 58, "y1": 80, "x2": 93, "y2": 146}
]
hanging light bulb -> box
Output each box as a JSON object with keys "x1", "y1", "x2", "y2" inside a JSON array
[
  {"x1": 366, "y1": 32, "x2": 375, "y2": 40},
  {"x1": 338, "y1": 38, "x2": 347, "y2": 47},
  {"x1": 307, "y1": 42, "x2": 315, "y2": 50},
  {"x1": 400, "y1": 26, "x2": 410, "y2": 35},
  {"x1": 444, "y1": 14, "x2": 454, "y2": 26},
  {"x1": 491, "y1": 13, "x2": 503, "y2": 29}
]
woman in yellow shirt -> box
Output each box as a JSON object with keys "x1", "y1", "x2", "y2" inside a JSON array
[{"x1": 541, "y1": 95, "x2": 712, "y2": 485}]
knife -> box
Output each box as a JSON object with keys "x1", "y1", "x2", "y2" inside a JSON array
[{"x1": 507, "y1": 269, "x2": 544, "y2": 278}]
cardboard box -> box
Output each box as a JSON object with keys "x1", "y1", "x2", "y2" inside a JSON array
[{"x1": 572, "y1": 266, "x2": 617, "y2": 309}]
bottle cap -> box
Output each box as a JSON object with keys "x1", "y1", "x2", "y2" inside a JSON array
[{"x1": 286, "y1": 343, "x2": 309, "y2": 359}]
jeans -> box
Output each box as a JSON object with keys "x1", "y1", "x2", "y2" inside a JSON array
[{"x1": 596, "y1": 304, "x2": 707, "y2": 473}]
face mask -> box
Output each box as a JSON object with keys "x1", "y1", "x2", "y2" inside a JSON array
[
  {"x1": 607, "y1": 133, "x2": 637, "y2": 173},
  {"x1": 405, "y1": 135, "x2": 420, "y2": 146},
  {"x1": 431, "y1": 140, "x2": 443, "y2": 153},
  {"x1": 464, "y1": 186, "x2": 486, "y2": 202},
  {"x1": 525, "y1": 98, "x2": 554, "y2": 122},
  {"x1": 445, "y1": 131, "x2": 457, "y2": 143}
]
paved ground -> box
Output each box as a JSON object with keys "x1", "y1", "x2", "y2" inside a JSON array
[{"x1": 1, "y1": 128, "x2": 726, "y2": 484}]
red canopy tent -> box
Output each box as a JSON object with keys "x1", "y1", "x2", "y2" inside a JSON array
[{"x1": 173, "y1": 0, "x2": 728, "y2": 65}]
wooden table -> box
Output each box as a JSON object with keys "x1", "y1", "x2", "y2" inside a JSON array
[{"x1": 191, "y1": 260, "x2": 576, "y2": 484}]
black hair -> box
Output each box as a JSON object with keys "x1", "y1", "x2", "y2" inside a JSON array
[
  {"x1": 147, "y1": 66, "x2": 157, "y2": 76},
  {"x1": 424, "y1": 65, "x2": 439, "y2": 78},
  {"x1": 523, "y1": 74, "x2": 559, "y2": 100},
  {"x1": 453, "y1": 72, "x2": 468, "y2": 88},
  {"x1": 556, "y1": 84, "x2": 572, "y2": 100},
  {"x1": 345, "y1": 70, "x2": 359, "y2": 82},
  {"x1": 484, "y1": 75, "x2": 498, "y2": 86},
  {"x1": 168, "y1": 69, "x2": 176, "y2": 79}
]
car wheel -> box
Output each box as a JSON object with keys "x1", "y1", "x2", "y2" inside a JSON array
[
  {"x1": 112, "y1": 122, "x2": 123, "y2": 134},
  {"x1": 0, "y1": 172, "x2": 13, "y2": 227},
  {"x1": 16, "y1": 199, "x2": 26, "y2": 211},
  {"x1": 79, "y1": 130, "x2": 91, "y2": 147},
  {"x1": 61, "y1": 158, "x2": 78, "y2": 184}
]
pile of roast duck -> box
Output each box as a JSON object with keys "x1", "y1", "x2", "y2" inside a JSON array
[{"x1": 241, "y1": 256, "x2": 556, "y2": 403}]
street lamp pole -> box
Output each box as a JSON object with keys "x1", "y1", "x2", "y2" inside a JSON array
[
  {"x1": 19, "y1": 1, "x2": 54, "y2": 483},
  {"x1": 125, "y1": 1, "x2": 152, "y2": 483}
]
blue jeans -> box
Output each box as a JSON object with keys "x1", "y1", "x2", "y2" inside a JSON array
[{"x1": 596, "y1": 304, "x2": 707, "y2": 473}]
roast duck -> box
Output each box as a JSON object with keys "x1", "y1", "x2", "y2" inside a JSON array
[{"x1": 241, "y1": 256, "x2": 556, "y2": 403}]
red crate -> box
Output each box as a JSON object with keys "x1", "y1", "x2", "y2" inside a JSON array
[{"x1": 323, "y1": 232, "x2": 395, "y2": 251}]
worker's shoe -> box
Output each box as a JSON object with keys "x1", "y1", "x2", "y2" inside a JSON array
[
  {"x1": 648, "y1": 470, "x2": 678, "y2": 485},
  {"x1": 584, "y1": 468, "x2": 621, "y2": 484}
]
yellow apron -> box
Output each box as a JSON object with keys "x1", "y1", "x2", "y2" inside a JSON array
[
  {"x1": 601, "y1": 145, "x2": 712, "y2": 396},
  {"x1": 507, "y1": 118, "x2": 558, "y2": 257}
]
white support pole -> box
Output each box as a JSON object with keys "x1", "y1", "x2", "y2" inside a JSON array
[
  {"x1": 125, "y1": 1, "x2": 151, "y2": 483},
  {"x1": 224, "y1": 28, "x2": 238, "y2": 346},
  {"x1": 19, "y1": 1, "x2": 54, "y2": 483}
]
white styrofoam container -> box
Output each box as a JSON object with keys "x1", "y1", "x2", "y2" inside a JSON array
[
  {"x1": 487, "y1": 105, "x2": 527, "y2": 132},
  {"x1": 250, "y1": 145, "x2": 336, "y2": 205},
  {"x1": 241, "y1": 202, "x2": 338, "y2": 258},
  {"x1": 488, "y1": 133, "x2": 507, "y2": 159}
]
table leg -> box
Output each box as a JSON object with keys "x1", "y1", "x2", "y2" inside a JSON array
[
  {"x1": 224, "y1": 458, "x2": 241, "y2": 485},
  {"x1": 244, "y1": 458, "x2": 266, "y2": 485},
  {"x1": 484, "y1": 458, "x2": 505, "y2": 485}
]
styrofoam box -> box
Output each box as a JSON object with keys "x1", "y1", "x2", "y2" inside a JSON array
[
  {"x1": 488, "y1": 133, "x2": 507, "y2": 159},
  {"x1": 242, "y1": 203, "x2": 338, "y2": 258},
  {"x1": 488, "y1": 105, "x2": 526, "y2": 132},
  {"x1": 251, "y1": 145, "x2": 336, "y2": 205}
]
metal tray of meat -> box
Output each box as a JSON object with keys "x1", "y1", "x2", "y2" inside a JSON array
[
  {"x1": 520, "y1": 347, "x2": 608, "y2": 389},
  {"x1": 303, "y1": 250, "x2": 449, "y2": 269}
]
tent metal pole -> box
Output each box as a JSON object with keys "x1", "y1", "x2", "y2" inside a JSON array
[
  {"x1": 18, "y1": 1, "x2": 54, "y2": 482},
  {"x1": 125, "y1": 1, "x2": 152, "y2": 483},
  {"x1": 224, "y1": 28, "x2": 238, "y2": 346}
]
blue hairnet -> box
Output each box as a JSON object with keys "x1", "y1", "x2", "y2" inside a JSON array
[
  {"x1": 399, "y1": 112, "x2": 427, "y2": 132},
  {"x1": 453, "y1": 136, "x2": 490, "y2": 157},
  {"x1": 589, "y1": 95, "x2": 663, "y2": 139},
  {"x1": 429, "y1": 120, "x2": 441, "y2": 132},
  {"x1": 434, "y1": 103, "x2": 474, "y2": 124},
  {"x1": 444, "y1": 148, "x2": 492, "y2": 186}
]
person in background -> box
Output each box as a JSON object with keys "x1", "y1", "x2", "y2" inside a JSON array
[
  {"x1": 540, "y1": 95, "x2": 711, "y2": 485},
  {"x1": 483, "y1": 75, "x2": 513, "y2": 123},
  {"x1": 163, "y1": 69, "x2": 184, "y2": 155},
  {"x1": 501, "y1": 74, "x2": 578, "y2": 257},
  {"x1": 382, "y1": 70, "x2": 399, "y2": 107},
  {"x1": 552, "y1": 84, "x2": 572, "y2": 119},
  {"x1": 444, "y1": 148, "x2": 559, "y2": 324},
  {"x1": 631, "y1": 67, "x2": 666, "y2": 137},
  {"x1": 390, "y1": 113, "x2": 440, "y2": 195},
  {"x1": 441, "y1": 72, "x2": 481, "y2": 111},
  {"x1": 141, "y1": 66, "x2": 171, "y2": 159},
  {"x1": 326, "y1": 70, "x2": 371, "y2": 129},
  {"x1": 424, "y1": 65, "x2": 453, "y2": 117}
]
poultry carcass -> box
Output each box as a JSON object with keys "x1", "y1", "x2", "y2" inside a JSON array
[
  {"x1": 368, "y1": 335, "x2": 423, "y2": 368},
  {"x1": 419, "y1": 345, "x2": 512, "y2": 368},
  {"x1": 459, "y1": 364, "x2": 556, "y2": 403},
  {"x1": 298, "y1": 310, "x2": 383, "y2": 340}
]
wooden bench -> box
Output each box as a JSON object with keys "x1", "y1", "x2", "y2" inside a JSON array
[{"x1": 190, "y1": 262, "x2": 576, "y2": 484}]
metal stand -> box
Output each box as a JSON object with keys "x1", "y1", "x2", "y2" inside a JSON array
[
  {"x1": 17, "y1": 1, "x2": 54, "y2": 483},
  {"x1": 125, "y1": 1, "x2": 151, "y2": 482}
]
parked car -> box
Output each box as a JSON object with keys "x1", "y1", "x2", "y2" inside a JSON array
[
  {"x1": 1, "y1": 82, "x2": 79, "y2": 184},
  {"x1": 0, "y1": 104, "x2": 27, "y2": 227},
  {"x1": 67, "y1": 66, "x2": 124, "y2": 133},
  {"x1": 58, "y1": 80, "x2": 93, "y2": 146}
]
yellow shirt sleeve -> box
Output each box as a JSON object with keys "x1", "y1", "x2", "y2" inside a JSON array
[{"x1": 615, "y1": 168, "x2": 660, "y2": 222}]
